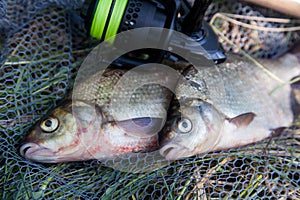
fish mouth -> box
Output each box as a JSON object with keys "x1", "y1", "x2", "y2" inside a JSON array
[
  {"x1": 159, "y1": 142, "x2": 192, "y2": 161},
  {"x1": 20, "y1": 142, "x2": 60, "y2": 163}
]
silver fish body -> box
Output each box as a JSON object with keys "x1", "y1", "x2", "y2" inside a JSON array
[
  {"x1": 72, "y1": 66, "x2": 176, "y2": 121},
  {"x1": 20, "y1": 100, "x2": 159, "y2": 163},
  {"x1": 20, "y1": 67, "x2": 177, "y2": 163},
  {"x1": 160, "y1": 53, "x2": 300, "y2": 160}
]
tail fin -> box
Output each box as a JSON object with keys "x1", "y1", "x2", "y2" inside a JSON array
[
  {"x1": 289, "y1": 41, "x2": 300, "y2": 63},
  {"x1": 290, "y1": 76, "x2": 300, "y2": 120},
  {"x1": 287, "y1": 42, "x2": 300, "y2": 120}
]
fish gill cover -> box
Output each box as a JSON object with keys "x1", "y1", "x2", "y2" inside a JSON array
[{"x1": 0, "y1": 0, "x2": 299, "y2": 199}]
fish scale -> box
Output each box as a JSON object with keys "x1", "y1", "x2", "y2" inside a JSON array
[
  {"x1": 19, "y1": 52, "x2": 300, "y2": 163},
  {"x1": 177, "y1": 54, "x2": 298, "y2": 127},
  {"x1": 19, "y1": 64, "x2": 180, "y2": 163},
  {"x1": 73, "y1": 68, "x2": 174, "y2": 121},
  {"x1": 160, "y1": 53, "x2": 300, "y2": 160}
]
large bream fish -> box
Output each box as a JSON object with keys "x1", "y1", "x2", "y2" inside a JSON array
[
  {"x1": 20, "y1": 66, "x2": 177, "y2": 163},
  {"x1": 160, "y1": 53, "x2": 300, "y2": 160}
]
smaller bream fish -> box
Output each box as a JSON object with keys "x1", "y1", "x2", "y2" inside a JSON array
[{"x1": 160, "y1": 52, "x2": 300, "y2": 160}]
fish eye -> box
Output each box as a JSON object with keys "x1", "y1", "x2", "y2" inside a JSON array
[
  {"x1": 174, "y1": 117, "x2": 192, "y2": 134},
  {"x1": 40, "y1": 117, "x2": 59, "y2": 133}
]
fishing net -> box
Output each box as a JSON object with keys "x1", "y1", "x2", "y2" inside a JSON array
[
  {"x1": 1, "y1": 0, "x2": 299, "y2": 199},
  {"x1": 206, "y1": 0, "x2": 300, "y2": 58}
]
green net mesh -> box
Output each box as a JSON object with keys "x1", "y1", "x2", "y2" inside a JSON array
[{"x1": 1, "y1": 0, "x2": 299, "y2": 199}]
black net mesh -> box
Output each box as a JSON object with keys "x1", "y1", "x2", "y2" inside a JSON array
[{"x1": 1, "y1": 0, "x2": 299, "y2": 199}]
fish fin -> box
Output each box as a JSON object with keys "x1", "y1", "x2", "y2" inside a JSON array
[
  {"x1": 289, "y1": 41, "x2": 300, "y2": 62},
  {"x1": 270, "y1": 127, "x2": 286, "y2": 137},
  {"x1": 227, "y1": 112, "x2": 256, "y2": 128},
  {"x1": 290, "y1": 76, "x2": 300, "y2": 119},
  {"x1": 116, "y1": 117, "x2": 164, "y2": 138},
  {"x1": 180, "y1": 97, "x2": 211, "y2": 107},
  {"x1": 73, "y1": 101, "x2": 103, "y2": 129}
]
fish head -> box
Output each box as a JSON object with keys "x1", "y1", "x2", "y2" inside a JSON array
[
  {"x1": 159, "y1": 98, "x2": 225, "y2": 160},
  {"x1": 20, "y1": 100, "x2": 104, "y2": 163}
]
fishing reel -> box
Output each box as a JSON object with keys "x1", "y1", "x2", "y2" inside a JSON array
[{"x1": 81, "y1": 0, "x2": 226, "y2": 66}]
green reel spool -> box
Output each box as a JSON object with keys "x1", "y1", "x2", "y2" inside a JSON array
[
  {"x1": 82, "y1": 0, "x2": 178, "y2": 41},
  {"x1": 90, "y1": 0, "x2": 128, "y2": 40}
]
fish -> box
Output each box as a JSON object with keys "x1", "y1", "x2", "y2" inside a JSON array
[
  {"x1": 20, "y1": 100, "x2": 160, "y2": 163},
  {"x1": 159, "y1": 52, "x2": 300, "y2": 160},
  {"x1": 20, "y1": 66, "x2": 179, "y2": 163}
]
